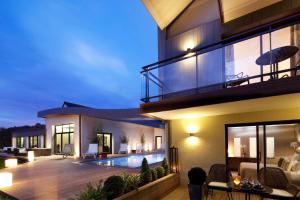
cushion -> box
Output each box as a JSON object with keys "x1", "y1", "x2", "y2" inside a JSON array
[
  {"x1": 278, "y1": 157, "x2": 284, "y2": 167},
  {"x1": 208, "y1": 182, "x2": 229, "y2": 188},
  {"x1": 281, "y1": 159, "x2": 290, "y2": 171},
  {"x1": 291, "y1": 153, "x2": 300, "y2": 161},
  {"x1": 291, "y1": 161, "x2": 300, "y2": 172},
  {"x1": 287, "y1": 160, "x2": 298, "y2": 171},
  {"x1": 271, "y1": 189, "x2": 293, "y2": 197}
]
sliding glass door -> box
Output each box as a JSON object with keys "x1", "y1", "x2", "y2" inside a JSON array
[{"x1": 226, "y1": 121, "x2": 300, "y2": 186}]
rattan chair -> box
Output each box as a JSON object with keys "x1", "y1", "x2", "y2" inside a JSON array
[
  {"x1": 206, "y1": 164, "x2": 232, "y2": 200},
  {"x1": 258, "y1": 167, "x2": 299, "y2": 200}
]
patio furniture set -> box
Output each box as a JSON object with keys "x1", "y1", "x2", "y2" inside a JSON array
[{"x1": 206, "y1": 164, "x2": 299, "y2": 200}]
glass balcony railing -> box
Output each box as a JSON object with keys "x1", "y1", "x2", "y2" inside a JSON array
[{"x1": 141, "y1": 22, "x2": 300, "y2": 103}]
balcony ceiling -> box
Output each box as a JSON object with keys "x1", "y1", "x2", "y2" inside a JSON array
[
  {"x1": 141, "y1": 0, "x2": 193, "y2": 30},
  {"x1": 146, "y1": 93, "x2": 300, "y2": 120},
  {"x1": 220, "y1": 0, "x2": 282, "y2": 22}
]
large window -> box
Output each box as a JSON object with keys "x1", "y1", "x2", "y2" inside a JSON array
[
  {"x1": 227, "y1": 121, "x2": 300, "y2": 187},
  {"x1": 29, "y1": 136, "x2": 38, "y2": 148},
  {"x1": 16, "y1": 137, "x2": 25, "y2": 148},
  {"x1": 54, "y1": 124, "x2": 74, "y2": 153}
]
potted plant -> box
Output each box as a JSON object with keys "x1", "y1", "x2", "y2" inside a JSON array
[
  {"x1": 140, "y1": 134, "x2": 145, "y2": 152},
  {"x1": 119, "y1": 135, "x2": 129, "y2": 154},
  {"x1": 188, "y1": 167, "x2": 207, "y2": 200}
]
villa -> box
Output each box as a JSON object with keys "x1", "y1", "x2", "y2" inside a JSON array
[
  {"x1": 37, "y1": 102, "x2": 165, "y2": 158},
  {"x1": 140, "y1": 0, "x2": 300, "y2": 199}
]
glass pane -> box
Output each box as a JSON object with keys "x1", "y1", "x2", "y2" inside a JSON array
[
  {"x1": 70, "y1": 133, "x2": 74, "y2": 144},
  {"x1": 56, "y1": 125, "x2": 62, "y2": 133},
  {"x1": 103, "y1": 134, "x2": 111, "y2": 153},
  {"x1": 156, "y1": 137, "x2": 162, "y2": 149},
  {"x1": 63, "y1": 124, "x2": 70, "y2": 133},
  {"x1": 228, "y1": 126, "x2": 258, "y2": 180},
  {"x1": 62, "y1": 134, "x2": 69, "y2": 150},
  {"x1": 55, "y1": 134, "x2": 62, "y2": 153},
  {"x1": 69, "y1": 124, "x2": 74, "y2": 132}
]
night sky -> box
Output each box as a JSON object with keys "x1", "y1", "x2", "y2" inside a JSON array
[{"x1": 0, "y1": 1, "x2": 157, "y2": 127}]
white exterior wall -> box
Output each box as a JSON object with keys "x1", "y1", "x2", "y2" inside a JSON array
[
  {"x1": 45, "y1": 115, "x2": 80, "y2": 157},
  {"x1": 12, "y1": 137, "x2": 16, "y2": 148},
  {"x1": 81, "y1": 116, "x2": 165, "y2": 155}
]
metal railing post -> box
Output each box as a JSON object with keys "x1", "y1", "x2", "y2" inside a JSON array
[{"x1": 145, "y1": 70, "x2": 150, "y2": 103}]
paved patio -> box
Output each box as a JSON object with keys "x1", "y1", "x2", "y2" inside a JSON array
[{"x1": 0, "y1": 157, "x2": 137, "y2": 200}]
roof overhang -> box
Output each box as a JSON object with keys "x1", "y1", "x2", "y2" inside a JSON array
[{"x1": 141, "y1": 0, "x2": 193, "y2": 30}]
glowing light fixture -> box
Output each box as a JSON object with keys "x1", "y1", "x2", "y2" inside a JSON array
[
  {"x1": 186, "y1": 124, "x2": 199, "y2": 135},
  {"x1": 28, "y1": 151, "x2": 35, "y2": 162},
  {"x1": 186, "y1": 136, "x2": 199, "y2": 145},
  {"x1": 233, "y1": 176, "x2": 241, "y2": 186},
  {"x1": 5, "y1": 159, "x2": 18, "y2": 168},
  {"x1": 0, "y1": 172, "x2": 13, "y2": 188}
]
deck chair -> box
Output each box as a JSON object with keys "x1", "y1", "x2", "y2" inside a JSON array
[
  {"x1": 225, "y1": 72, "x2": 250, "y2": 88},
  {"x1": 118, "y1": 143, "x2": 128, "y2": 154},
  {"x1": 62, "y1": 144, "x2": 73, "y2": 158},
  {"x1": 83, "y1": 144, "x2": 98, "y2": 159},
  {"x1": 136, "y1": 144, "x2": 144, "y2": 153}
]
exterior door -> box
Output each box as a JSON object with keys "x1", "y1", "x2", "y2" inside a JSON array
[
  {"x1": 155, "y1": 136, "x2": 162, "y2": 150},
  {"x1": 98, "y1": 133, "x2": 112, "y2": 154}
]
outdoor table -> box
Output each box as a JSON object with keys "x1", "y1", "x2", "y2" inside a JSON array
[
  {"x1": 227, "y1": 182, "x2": 272, "y2": 200},
  {"x1": 255, "y1": 45, "x2": 299, "y2": 79}
]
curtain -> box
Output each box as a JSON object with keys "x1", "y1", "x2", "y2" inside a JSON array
[
  {"x1": 225, "y1": 45, "x2": 235, "y2": 79},
  {"x1": 290, "y1": 24, "x2": 300, "y2": 76}
]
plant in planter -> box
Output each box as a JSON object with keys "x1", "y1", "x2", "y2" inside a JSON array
[
  {"x1": 140, "y1": 134, "x2": 145, "y2": 152},
  {"x1": 121, "y1": 173, "x2": 140, "y2": 193},
  {"x1": 155, "y1": 166, "x2": 165, "y2": 178},
  {"x1": 103, "y1": 175, "x2": 125, "y2": 200},
  {"x1": 162, "y1": 158, "x2": 170, "y2": 175},
  {"x1": 71, "y1": 180, "x2": 106, "y2": 200},
  {"x1": 188, "y1": 167, "x2": 207, "y2": 200},
  {"x1": 151, "y1": 169, "x2": 157, "y2": 181},
  {"x1": 140, "y1": 158, "x2": 152, "y2": 185}
]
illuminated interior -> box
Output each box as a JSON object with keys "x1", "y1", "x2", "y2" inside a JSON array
[{"x1": 227, "y1": 123, "x2": 300, "y2": 187}]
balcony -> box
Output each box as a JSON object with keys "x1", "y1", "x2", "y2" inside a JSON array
[{"x1": 141, "y1": 22, "x2": 300, "y2": 113}]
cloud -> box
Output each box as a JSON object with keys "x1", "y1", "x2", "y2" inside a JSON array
[{"x1": 73, "y1": 41, "x2": 128, "y2": 75}]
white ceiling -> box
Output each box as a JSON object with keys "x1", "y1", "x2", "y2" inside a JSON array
[
  {"x1": 141, "y1": 0, "x2": 193, "y2": 30},
  {"x1": 147, "y1": 93, "x2": 300, "y2": 120}
]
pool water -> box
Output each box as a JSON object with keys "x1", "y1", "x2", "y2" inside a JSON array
[{"x1": 94, "y1": 153, "x2": 165, "y2": 168}]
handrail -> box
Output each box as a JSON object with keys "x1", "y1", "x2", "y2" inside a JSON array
[
  {"x1": 141, "y1": 66, "x2": 300, "y2": 102},
  {"x1": 141, "y1": 14, "x2": 300, "y2": 73}
]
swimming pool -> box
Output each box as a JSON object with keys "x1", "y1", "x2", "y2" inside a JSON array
[{"x1": 93, "y1": 153, "x2": 165, "y2": 168}]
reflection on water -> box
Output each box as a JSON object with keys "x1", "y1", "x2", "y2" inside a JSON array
[{"x1": 95, "y1": 153, "x2": 165, "y2": 168}]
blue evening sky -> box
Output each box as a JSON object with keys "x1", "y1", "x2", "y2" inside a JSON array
[{"x1": 0, "y1": 1, "x2": 157, "y2": 127}]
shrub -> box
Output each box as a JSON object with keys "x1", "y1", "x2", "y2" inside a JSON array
[
  {"x1": 103, "y1": 175, "x2": 125, "y2": 200},
  {"x1": 151, "y1": 169, "x2": 157, "y2": 181},
  {"x1": 156, "y1": 166, "x2": 165, "y2": 178},
  {"x1": 188, "y1": 167, "x2": 207, "y2": 185},
  {"x1": 140, "y1": 158, "x2": 152, "y2": 185},
  {"x1": 71, "y1": 181, "x2": 105, "y2": 200},
  {"x1": 162, "y1": 158, "x2": 170, "y2": 175},
  {"x1": 121, "y1": 173, "x2": 140, "y2": 193}
]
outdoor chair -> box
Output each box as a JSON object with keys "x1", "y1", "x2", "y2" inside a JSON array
[
  {"x1": 118, "y1": 143, "x2": 128, "y2": 154},
  {"x1": 225, "y1": 72, "x2": 250, "y2": 88},
  {"x1": 62, "y1": 144, "x2": 73, "y2": 158},
  {"x1": 258, "y1": 167, "x2": 299, "y2": 199},
  {"x1": 83, "y1": 144, "x2": 98, "y2": 159},
  {"x1": 136, "y1": 144, "x2": 144, "y2": 153},
  {"x1": 206, "y1": 164, "x2": 233, "y2": 200}
]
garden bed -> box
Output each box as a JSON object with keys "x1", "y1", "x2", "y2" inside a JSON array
[{"x1": 114, "y1": 173, "x2": 180, "y2": 200}]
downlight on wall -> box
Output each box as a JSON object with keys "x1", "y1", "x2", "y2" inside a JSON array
[{"x1": 186, "y1": 124, "x2": 200, "y2": 145}]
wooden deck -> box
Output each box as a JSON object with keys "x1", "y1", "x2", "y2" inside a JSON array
[{"x1": 0, "y1": 157, "x2": 137, "y2": 200}]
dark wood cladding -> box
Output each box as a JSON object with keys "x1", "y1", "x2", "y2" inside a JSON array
[
  {"x1": 140, "y1": 76, "x2": 300, "y2": 114},
  {"x1": 222, "y1": 0, "x2": 300, "y2": 41}
]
